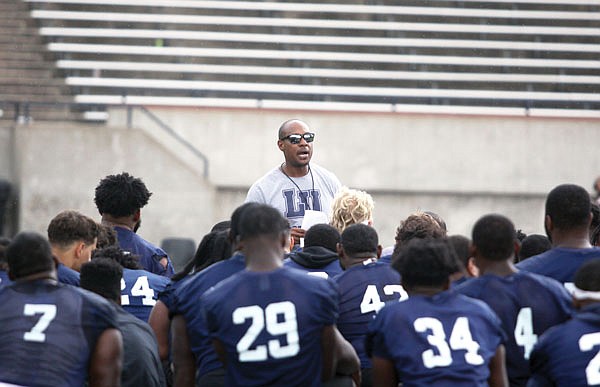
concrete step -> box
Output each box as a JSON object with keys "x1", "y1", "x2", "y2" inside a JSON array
[
  {"x1": 0, "y1": 93, "x2": 73, "y2": 103},
  {"x1": 0, "y1": 68, "x2": 55, "y2": 79},
  {"x1": 0, "y1": 76, "x2": 65, "y2": 86},
  {"x1": 0, "y1": 58, "x2": 55, "y2": 70},
  {"x1": 0, "y1": 84, "x2": 65, "y2": 95}
]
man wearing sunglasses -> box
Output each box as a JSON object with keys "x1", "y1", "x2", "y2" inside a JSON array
[{"x1": 245, "y1": 119, "x2": 342, "y2": 247}]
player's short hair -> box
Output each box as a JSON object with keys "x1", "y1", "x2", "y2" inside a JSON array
[
  {"x1": 424, "y1": 211, "x2": 447, "y2": 231},
  {"x1": 304, "y1": 224, "x2": 341, "y2": 252},
  {"x1": 210, "y1": 220, "x2": 231, "y2": 233},
  {"x1": 395, "y1": 212, "x2": 447, "y2": 246},
  {"x1": 238, "y1": 204, "x2": 289, "y2": 240},
  {"x1": 92, "y1": 245, "x2": 142, "y2": 270},
  {"x1": 518, "y1": 234, "x2": 552, "y2": 262},
  {"x1": 472, "y1": 214, "x2": 516, "y2": 261},
  {"x1": 447, "y1": 235, "x2": 471, "y2": 268},
  {"x1": 47, "y1": 210, "x2": 99, "y2": 247},
  {"x1": 392, "y1": 212, "x2": 447, "y2": 262},
  {"x1": 94, "y1": 172, "x2": 152, "y2": 217},
  {"x1": 340, "y1": 224, "x2": 378, "y2": 256},
  {"x1": 172, "y1": 230, "x2": 232, "y2": 281},
  {"x1": 229, "y1": 202, "x2": 262, "y2": 243},
  {"x1": 7, "y1": 232, "x2": 54, "y2": 279},
  {"x1": 330, "y1": 187, "x2": 374, "y2": 233},
  {"x1": 574, "y1": 259, "x2": 600, "y2": 292},
  {"x1": 392, "y1": 239, "x2": 455, "y2": 289},
  {"x1": 546, "y1": 184, "x2": 591, "y2": 230},
  {"x1": 96, "y1": 223, "x2": 118, "y2": 250},
  {"x1": 80, "y1": 258, "x2": 123, "y2": 302}
]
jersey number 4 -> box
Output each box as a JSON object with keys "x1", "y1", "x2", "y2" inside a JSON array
[
  {"x1": 360, "y1": 284, "x2": 408, "y2": 314},
  {"x1": 23, "y1": 304, "x2": 57, "y2": 343},
  {"x1": 233, "y1": 301, "x2": 300, "y2": 362},
  {"x1": 414, "y1": 316, "x2": 484, "y2": 369}
]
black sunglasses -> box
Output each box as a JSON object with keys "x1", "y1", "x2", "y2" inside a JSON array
[{"x1": 280, "y1": 132, "x2": 315, "y2": 144}]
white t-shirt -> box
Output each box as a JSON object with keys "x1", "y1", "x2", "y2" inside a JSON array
[{"x1": 245, "y1": 163, "x2": 342, "y2": 228}]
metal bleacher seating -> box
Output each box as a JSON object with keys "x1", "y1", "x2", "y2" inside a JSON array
[{"x1": 24, "y1": 0, "x2": 600, "y2": 117}]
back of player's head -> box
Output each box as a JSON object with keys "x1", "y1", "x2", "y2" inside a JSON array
[
  {"x1": 7, "y1": 232, "x2": 54, "y2": 279},
  {"x1": 518, "y1": 234, "x2": 552, "y2": 262},
  {"x1": 172, "y1": 230, "x2": 232, "y2": 281},
  {"x1": 472, "y1": 214, "x2": 516, "y2": 261},
  {"x1": 424, "y1": 211, "x2": 447, "y2": 231},
  {"x1": 394, "y1": 212, "x2": 447, "y2": 246},
  {"x1": 545, "y1": 184, "x2": 591, "y2": 230},
  {"x1": 304, "y1": 224, "x2": 341, "y2": 251},
  {"x1": 210, "y1": 220, "x2": 231, "y2": 233},
  {"x1": 392, "y1": 212, "x2": 447, "y2": 262},
  {"x1": 238, "y1": 204, "x2": 289, "y2": 241},
  {"x1": 330, "y1": 187, "x2": 374, "y2": 233},
  {"x1": 80, "y1": 258, "x2": 123, "y2": 302},
  {"x1": 392, "y1": 239, "x2": 455, "y2": 289},
  {"x1": 574, "y1": 259, "x2": 600, "y2": 292},
  {"x1": 94, "y1": 172, "x2": 152, "y2": 217},
  {"x1": 340, "y1": 224, "x2": 378, "y2": 256},
  {"x1": 229, "y1": 202, "x2": 262, "y2": 242},
  {"x1": 92, "y1": 245, "x2": 142, "y2": 270},
  {"x1": 447, "y1": 235, "x2": 471, "y2": 268},
  {"x1": 96, "y1": 223, "x2": 118, "y2": 250},
  {"x1": 47, "y1": 210, "x2": 100, "y2": 247}
]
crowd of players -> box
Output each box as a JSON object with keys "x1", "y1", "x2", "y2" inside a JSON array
[{"x1": 0, "y1": 121, "x2": 600, "y2": 386}]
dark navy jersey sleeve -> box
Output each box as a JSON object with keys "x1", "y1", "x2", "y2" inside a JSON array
[
  {"x1": 115, "y1": 226, "x2": 175, "y2": 277},
  {"x1": 201, "y1": 267, "x2": 338, "y2": 387},
  {"x1": 334, "y1": 262, "x2": 405, "y2": 369},
  {"x1": 56, "y1": 262, "x2": 80, "y2": 286},
  {"x1": 0, "y1": 280, "x2": 118, "y2": 387}
]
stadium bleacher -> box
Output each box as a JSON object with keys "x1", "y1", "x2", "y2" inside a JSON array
[{"x1": 15, "y1": 0, "x2": 600, "y2": 117}]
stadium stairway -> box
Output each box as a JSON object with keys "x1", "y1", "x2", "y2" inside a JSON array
[{"x1": 0, "y1": 0, "x2": 75, "y2": 123}]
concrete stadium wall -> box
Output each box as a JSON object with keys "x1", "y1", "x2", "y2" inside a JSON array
[
  {"x1": 108, "y1": 107, "x2": 600, "y2": 246},
  {"x1": 5, "y1": 122, "x2": 215, "y2": 246},
  {"x1": 2, "y1": 108, "x2": 598, "y2": 248}
]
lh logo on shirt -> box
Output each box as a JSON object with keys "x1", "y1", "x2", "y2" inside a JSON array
[{"x1": 282, "y1": 189, "x2": 322, "y2": 218}]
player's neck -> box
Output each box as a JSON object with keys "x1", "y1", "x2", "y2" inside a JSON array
[
  {"x1": 478, "y1": 259, "x2": 517, "y2": 277},
  {"x1": 244, "y1": 239, "x2": 285, "y2": 272},
  {"x1": 101, "y1": 216, "x2": 134, "y2": 231},
  {"x1": 551, "y1": 232, "x2": 592, "y2": 249},
  {"x1": 406, "y1": 285, "x2": 446, "y2": 297},
  {"x1": 281, "y1": 162, "x2": 309, "y2": 178},
  {"x1": 345, "y1": 256, "x2": 378, "y2": 269}
]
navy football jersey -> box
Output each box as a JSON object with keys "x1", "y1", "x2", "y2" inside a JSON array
[
  {"x1": 114, "y1": 226, "x2": 175, "y2": 277},
  {"x1": 121, "y1": 268, "x2": 170, "y2": 322},
  {"x1": 173, "y1": 253, "x2": 246, "y2": 379},
  {"x1": 56, "y1": 262, "x2": 80, "y2": 286},
  {"x1": 284, "y1": 258, "x2": 343, "y2": 279},
  {"x1": 367, "y1": 290, "x2": 506, "y2": 386},
  {"x1": 528, "y1": 303, "x2": 600, "y2": 387},
  {"x1": 201, "y1": 267, "x2": 339, "y2": 387},
  {"x1": 0, "y1": 279, "x2": 118, "y2": 387},
  {"x1": 516, "y1": 247, "x2": 600, "y2": 285},
  {"x1": 333, "y1": 260, "x2": 407, "y2": 369},
  {"x1": 455, "y1": 271, "x2": 573, "y2": 386}
]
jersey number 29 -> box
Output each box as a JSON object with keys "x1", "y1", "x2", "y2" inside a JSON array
[{"x1": 233, "y1": 301, "x2": 300, "y2": 362}]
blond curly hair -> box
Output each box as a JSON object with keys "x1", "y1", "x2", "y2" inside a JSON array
[{"x1": 330, "y1": 187, "x2": 374, "y2": 233}]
